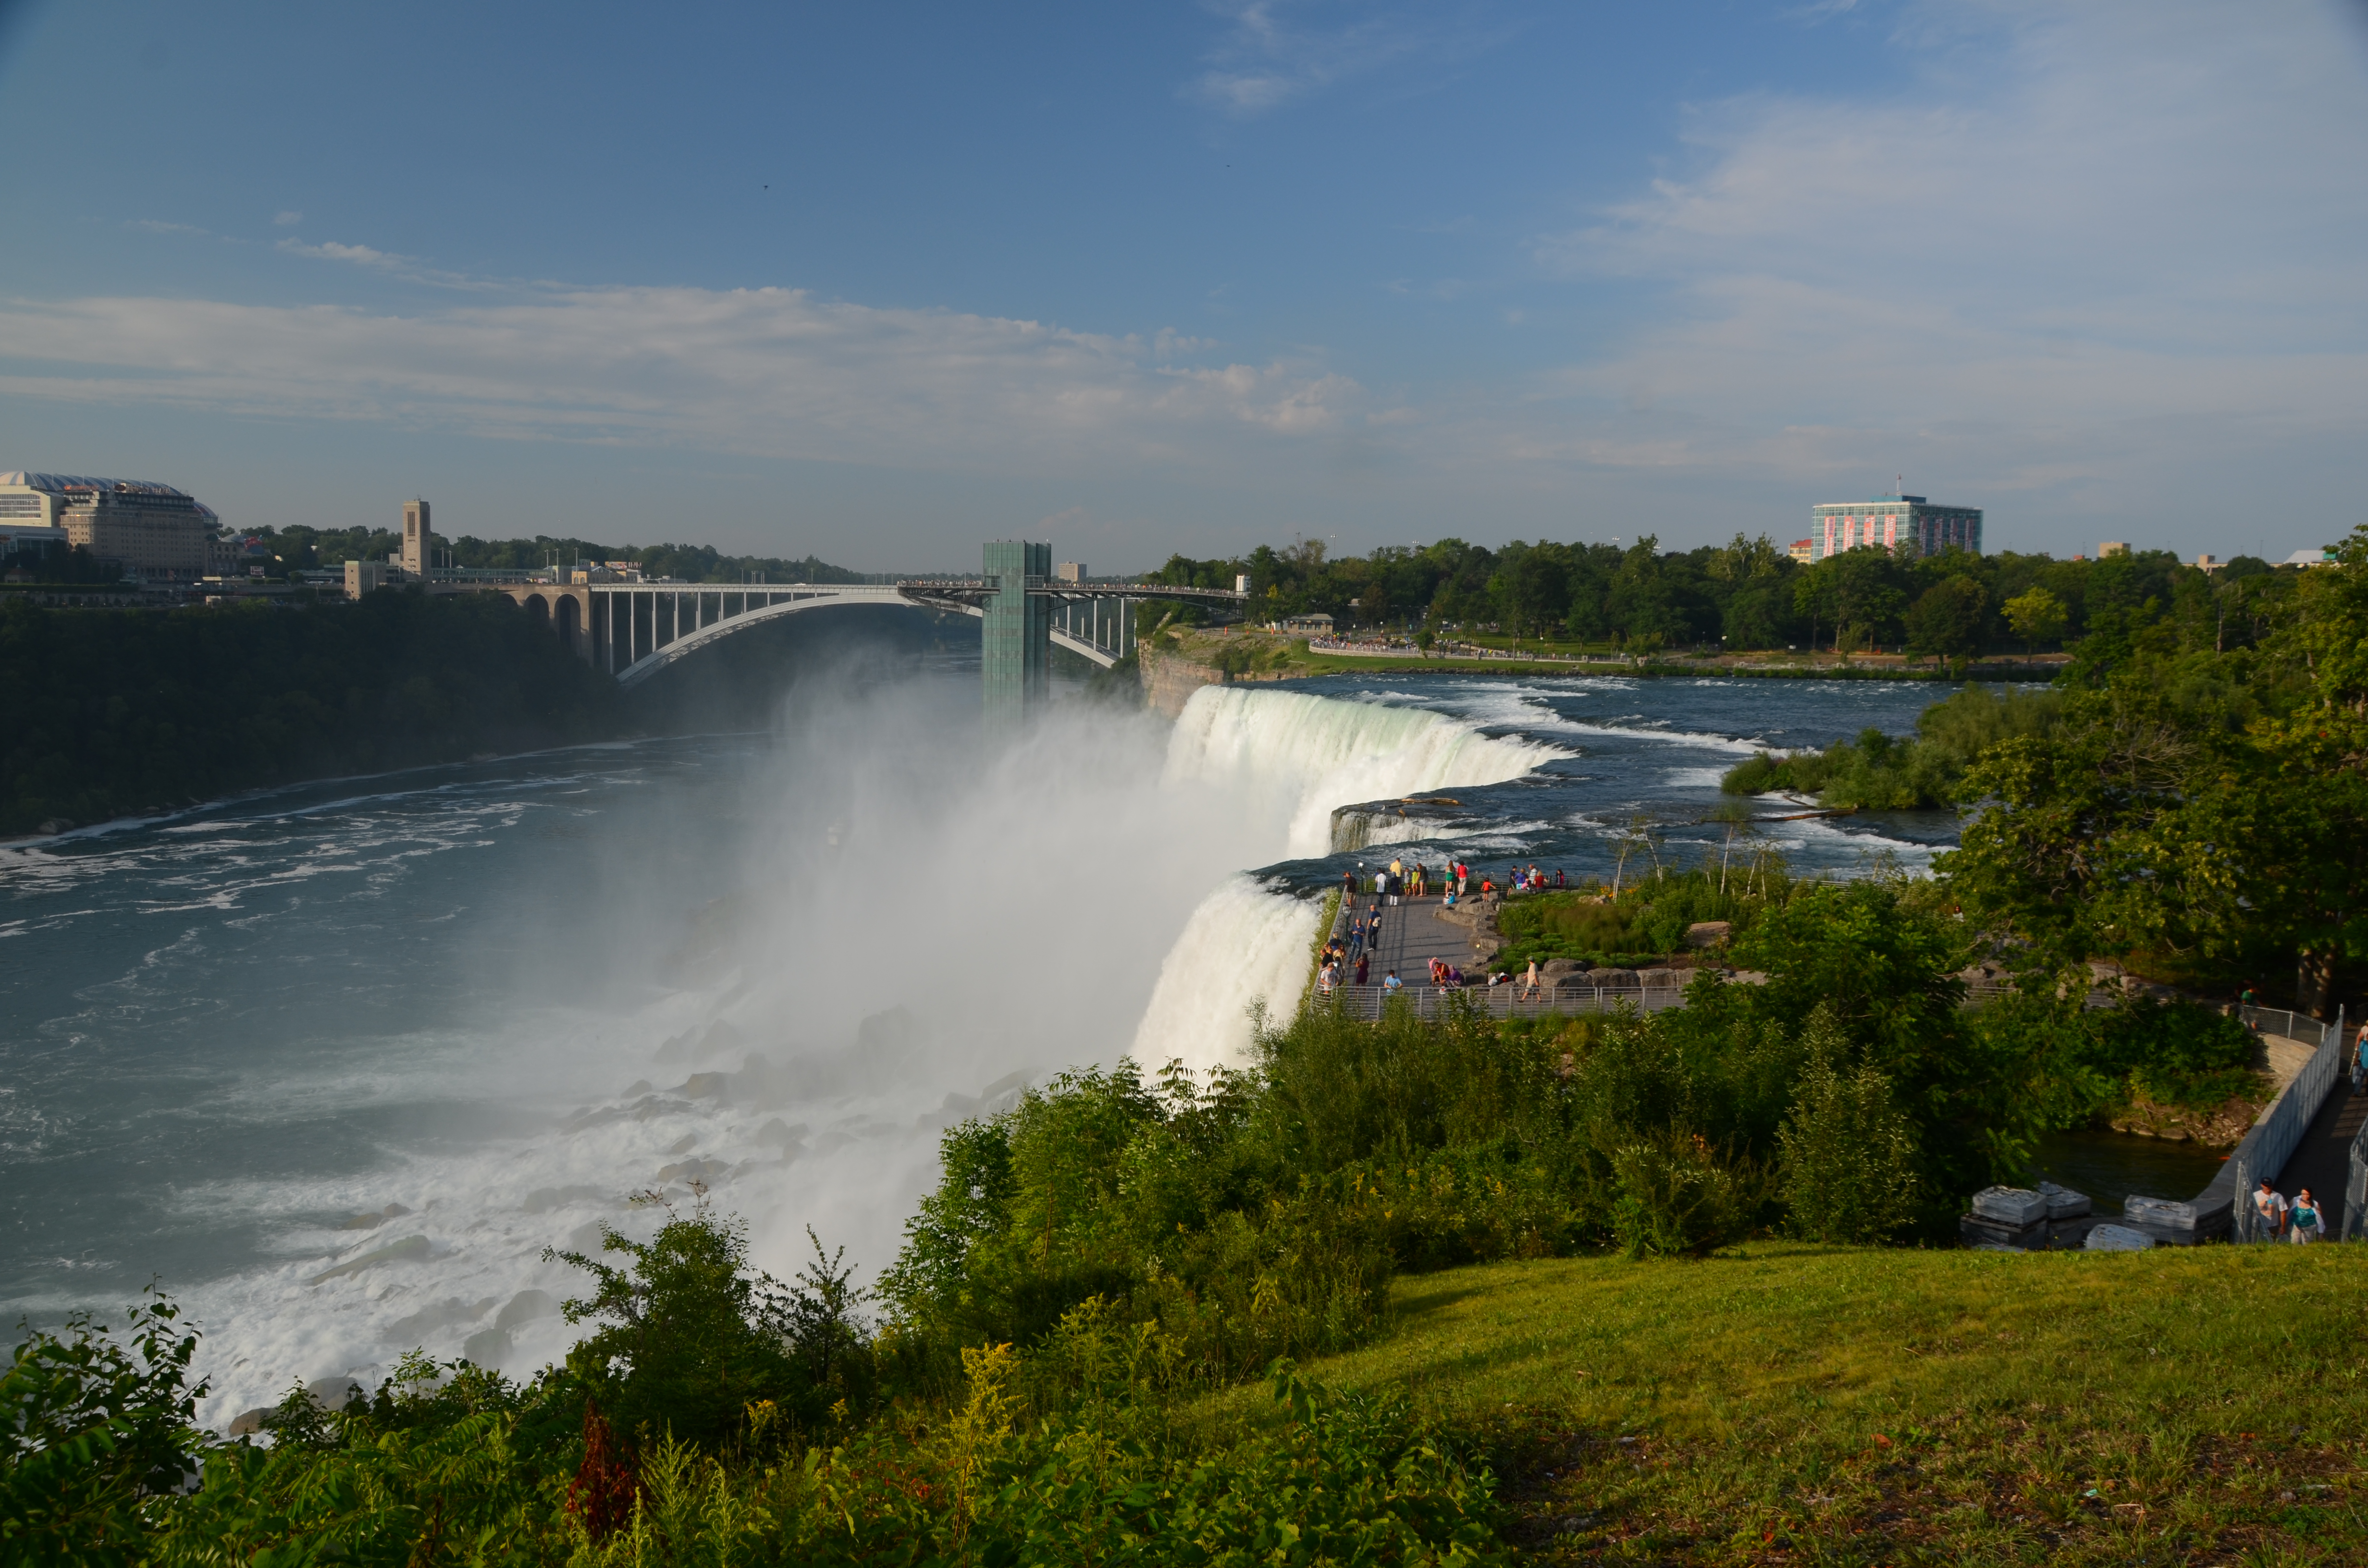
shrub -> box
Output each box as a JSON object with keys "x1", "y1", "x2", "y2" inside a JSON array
[{"x1": 1778, "y1": 1009, "x2": 1924, "y2": 1243}]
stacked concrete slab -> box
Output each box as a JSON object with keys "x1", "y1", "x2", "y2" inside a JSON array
[{"x1": 1959, "y1": 1183, "x2": 2098, "y2": 1250}]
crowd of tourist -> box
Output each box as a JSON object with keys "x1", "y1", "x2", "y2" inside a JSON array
[{"x1": 1313, "y1": 856, "x2": 1570, "y2": 997}]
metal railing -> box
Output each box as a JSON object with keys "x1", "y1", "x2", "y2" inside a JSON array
[
  {"x1": 1310, "y1": 981, "x2": 1692, "y2": 1021},
  {"x1": 2229, "y1": 1004, "x2": 2349, "y2": 1242}
]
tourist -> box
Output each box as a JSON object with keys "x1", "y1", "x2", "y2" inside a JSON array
[
  {"x1": 1354, "y1": 952, "x2": 1369, "y2": 986},
  {"x1": 2291, "y1": 1187, "x2": 2325, "y2": 1244},
  {"x1": 1382, "y1": 968, "x2": 1403, "y2": 994},
  {"x1": 1317, "y1": 960, "x2": 1336, "y2": 995},
  {"x1": 1342, "y1": 868, "x2": 1355, "y2": 900},
  {"x1": 1480, "y1": 876, "x2": 1494, "y2": 902},
  {"x1": 2252, "y1": 1179, "x2": 2289, "y2": 1241},
  {"x1": 2355, "y1": 1028, "x2": 2368, "y2": 1092},
  {"x1": 1555, "y1": 867, "x2": 1566, "y2": 888},
  {"x1": 1523, "y1": 959, "x2": 1541, "y2": 1000}
]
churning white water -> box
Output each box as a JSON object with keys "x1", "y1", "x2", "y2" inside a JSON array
[{"x1": 1163, "y1": 686, "x2": 1565, "y2": 858}]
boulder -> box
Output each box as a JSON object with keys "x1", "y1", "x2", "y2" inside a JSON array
[
  {"x1": 336, "y1": 1212, "x2": 384, "y2": 1231},
  {"x1": 226, "y1": 1406, "x2": 273, "y2": 1437},
  {"x1": 459, "y1": 1327, "x2": 512, "y2": 1366},
  {"x1": 2038, "y1": 1181, "x2": 2092, "y2": 1219},
  {"x1": 306, "y1": 1377, "x2": 364, "y2": 1411},
  {"x1": 666, "y1": 1132, "x2": 699, "y2": 1155},
  {"x1": 654, "y1": 1157, "x2": 730, "y2": 1184},
  {"x1": 1684, "y1": 921, "x2": 1732, "y2": 948},
  {"x1": 2085, "y1": 1224, "x2": 2155, "y2": 1251},
  {"x1": 752, "y1": 1118, "x2": 808, "y2": 1148},
  {"x1": 1636, "y1": 967, "x2": 1684, "y2": 989},
  {"x1": 383, "y1": 1296, "x2": 495, "y2": 1345},
  {"x1": 523, "y1": 1185, "x2": 604, "y2": 1213},
  {"x1": 1971, "y1": 1186, "x2": 2049, "y2": 1228},
  {"x1": 675, "y1": 1072, "x2": 732, "y2": 1102},
  {"x1": 495, "y1": 1289, "x2": 559, "y2": 1332}
]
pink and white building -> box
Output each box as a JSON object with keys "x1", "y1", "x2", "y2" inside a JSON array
[{"x1": 1809, "y1": 492, "x2": 1981, "y2": 563}]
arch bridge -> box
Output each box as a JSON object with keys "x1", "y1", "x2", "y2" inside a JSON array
[{"x1": 494, "y1": 541, "x2": 1245, "y2": 726}]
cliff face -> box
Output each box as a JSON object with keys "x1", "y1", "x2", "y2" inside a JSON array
[{"x1": 1141, "y1": 646, "x2": 1226, "y2": 718}]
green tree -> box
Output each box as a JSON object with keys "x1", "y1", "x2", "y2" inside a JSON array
[
  {"x1": 1904, "y1": 575, "x2": 1986, "y2": 660},
  {"x1": 2002, "y1": 585, "x2": 2069, "y2": 652}
]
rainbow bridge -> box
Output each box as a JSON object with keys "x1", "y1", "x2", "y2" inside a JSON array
[{"x1": 493, "y1": 541, "x2": 1246, "y2": 727}]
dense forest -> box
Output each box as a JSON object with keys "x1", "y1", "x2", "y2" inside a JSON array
[
  {"x1": 0, "y1": 592, "x2": 625, "y2": 836},
  {"x1": 1150, "y1": 534, "x2": 2297, "y2": 657}
]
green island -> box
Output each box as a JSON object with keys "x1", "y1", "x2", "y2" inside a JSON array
[{"x1": 7, "y1": 528, "x2": 2367, "y2": 1564}]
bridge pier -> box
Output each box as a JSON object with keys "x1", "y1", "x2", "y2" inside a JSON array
[{"x1": 982, "y1": 540, "x2": 1050, "y2": 733}]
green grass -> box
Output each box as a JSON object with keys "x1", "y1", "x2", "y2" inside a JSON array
[{"x1": 1193, "y1": 1242, "x2": 2368, "y2": 1564}]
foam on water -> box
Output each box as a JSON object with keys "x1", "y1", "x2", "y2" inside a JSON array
[{"x1": 1164, "y1": 686, "x2": 1563, "y2": 857}]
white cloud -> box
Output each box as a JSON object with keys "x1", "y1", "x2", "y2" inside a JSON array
[
  {"x1": 1184, "y1": 0, "x2": 1501, "y2": 118},
  {"x1": 1505, "y1": 0, "x2": 2368, "y2": 528},
  {"x1": 273, "y1": 210, "x2": 302, "y2": 226},
  {"x1": 277, "y1": 237, "x2": 407, "y2": 269},
  {"x1": 0, "y1": 286, "x2": 1370, "y2": 474}
]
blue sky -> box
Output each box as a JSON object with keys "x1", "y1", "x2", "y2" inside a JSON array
[{"x1": 2, "y1": 0, "x2": 2364, "y2": 570}]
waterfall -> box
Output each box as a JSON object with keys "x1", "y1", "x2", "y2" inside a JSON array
[
  {"x1": 1132, "y1": 686, "x2": 1564, "y2": 1073},
  {"x1": 1129, "y1": 876, "x2": 1322, "y2": 1077},
  {"x1": 1162, "y1": 686, "x2": 1563, "y2": 860}
]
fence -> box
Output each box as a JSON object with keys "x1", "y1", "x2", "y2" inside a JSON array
[
  {"x1": 1311, "y1": 981, "x2": 1691, "y2": 1021},
  {"x1": 2228, "y1": 1004, "x2": 2349, "y2": 1242}
]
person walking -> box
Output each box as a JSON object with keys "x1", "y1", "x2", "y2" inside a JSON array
[
  {"x1": 2290, "y1": 1188, "x2": 2325, "y2": 1244},
  {"x1": 2253, "y1": 1179, "x2": 2289, "y2": 1242},
  {"x1": 1523, "y1": 958, "x2": 1541, "y2": 1001}
]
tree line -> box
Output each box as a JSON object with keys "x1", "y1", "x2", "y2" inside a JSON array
[
  {"x1": 1150, "y1": 534, "x2": 2301, "y2": 657},
  {"x1": 209, "y1": 525, "x2": 875, "y2": 587}
]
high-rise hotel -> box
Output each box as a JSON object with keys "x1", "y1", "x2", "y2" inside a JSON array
[{"x1": 1808, "y1": 492, "x2": 1981, "y2": 562}]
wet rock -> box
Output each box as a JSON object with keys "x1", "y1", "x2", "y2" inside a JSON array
[
  {"x1": 306, "y1": 1377, "x2": 365, "y2": 1411},
  {"x1": 676, "y1": 1072, "x2": 732, "y2": 1101},
  {"x1": 460, "y1": 1327, "x2": 512, "y2": 1366},
  {"x1": 622, "y1": 1079, "x2": 654, "y2": 1097},
  {"x1": 561, "y1": 1106, "x2": 626, "y2": 1134},
  {"x1": 523, "y1": 1185, "x2": 604, "y2": 1213},
  {"x1": 226, "y1": 1407, "x2": 273, "y2": 1437},
  {"x1": 495, "y1": 1289, "x2": 559, "y2": 1331},
  {"x1": 337, "y1": 1212, "x2": 385, "y2": 1231},
  {"x1": 666, "y1": 1132, "x2": 699, "y2": 1155},
  {"x1": 752, "y1": 1117, "x2": 808, "y2": 1148},
  {"x1": 309, "y1": 1235, "x2": 430, "y2": 1285},
  {"x1": 655, "y1": 1157, "x2": 730, "y2": 1183},
  {"x1": 383, "y1": 1296, "x2": 496, "y2": 1345},
  {"x1": 566, "y1": 1219, "x2": 609, "y2": 1251}
]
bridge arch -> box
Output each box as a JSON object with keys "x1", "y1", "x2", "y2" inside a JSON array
[{"x1": 524, "y1": 593, "x2": 550, "y2": 627}]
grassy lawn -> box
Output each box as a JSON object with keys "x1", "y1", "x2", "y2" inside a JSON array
[{"x1": 1196, "y1": 1243, "x2": 2368, "y2": 1564}]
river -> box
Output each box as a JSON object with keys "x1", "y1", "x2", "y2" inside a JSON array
[{"x1": 1, "y1": 658, "x2": 1955, "y2": 1423}]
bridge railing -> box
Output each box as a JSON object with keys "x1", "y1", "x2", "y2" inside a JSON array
[
  {"x1": 2230, "y1": 1004, "x2": 2349, "y2": 1242},
  {"x1": 1311, "y1": 981, "x2": 1691, "y2": 1021}
]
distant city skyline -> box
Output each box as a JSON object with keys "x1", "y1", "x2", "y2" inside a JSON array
[{"x1": 1, "y1": 0, "x2": 2363, "y2": 571}]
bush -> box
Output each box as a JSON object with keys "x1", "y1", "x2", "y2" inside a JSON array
[{"x1": 1778, "y1": 1009, "x2": 1924, "y2": 1243}]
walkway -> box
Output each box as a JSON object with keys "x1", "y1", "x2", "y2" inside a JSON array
[
  {"x1": 2275, "y1": 1073, "x2": 2366, "y2": 1237},
  {"x1": 1318, "y1": 889, "x2": 1689, "y2": 1021}
]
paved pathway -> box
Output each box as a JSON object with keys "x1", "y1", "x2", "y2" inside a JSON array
[
  {"x1": 2277, "y1": 1072, "x2": 2366, "y2": 1237},
  {"x1": 1339, "y1": 892, "x2": 1480, "y2": 987}
]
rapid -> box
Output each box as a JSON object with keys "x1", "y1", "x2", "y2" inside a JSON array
[{"x1": 0, "y1": 655, "x2": 1957, "y2": 1425}]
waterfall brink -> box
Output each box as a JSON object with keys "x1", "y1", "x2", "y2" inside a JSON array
[
  {"x1": 1162, "y1": 686, "x2": 1564, "y2": 860},
  {"x1": 1130, "y1": 876, "x2": 1321, "y2": 1078}
]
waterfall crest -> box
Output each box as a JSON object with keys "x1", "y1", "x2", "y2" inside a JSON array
[{"x1": 1162, "y1": 686, "x2": 1563, "y2": 859}]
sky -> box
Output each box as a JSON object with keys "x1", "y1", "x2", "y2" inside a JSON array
[{"x1": 1, "y1": 0, "x2": 2364, "y2": 572}]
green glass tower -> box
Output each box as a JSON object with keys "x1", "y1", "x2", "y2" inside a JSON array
[{"x1": 981, "y1": 539, "x2": 1050, "y2": 732}]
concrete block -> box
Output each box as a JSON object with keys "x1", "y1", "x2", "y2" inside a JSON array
[
  {"x1": 1960, "y1": 1213, "x2": 2046, "y2": 1250},
  {"x1": 2085, "y1": 1224, "x2": 2155, "y2": 1251},
  {"x1": 1972, "y1": 1186, "x2": 2049, "y2": 1227},
  {"x1": 2038, "y1": 1181, "x2": 2092, "y2": 1219}
]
